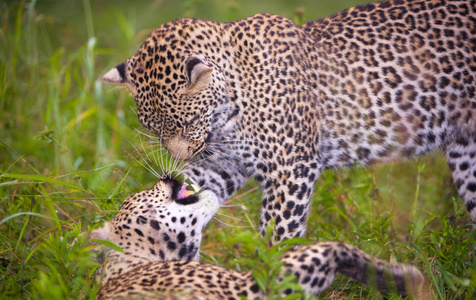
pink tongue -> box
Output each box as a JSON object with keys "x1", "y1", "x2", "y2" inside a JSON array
[{"x1": 177, "y1": 184, "x2": 188, "y2": 199}]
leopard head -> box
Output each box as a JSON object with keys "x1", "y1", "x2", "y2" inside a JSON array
[
  {"x1": 102, "y1": 18, "x2": 231, "y2": 161},
  {"x1": 89, "y1": 173, "x2": 219, "y2": 281}
]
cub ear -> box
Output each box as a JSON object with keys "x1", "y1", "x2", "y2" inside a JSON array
[
  {"x1": 186, "y1": 57, "x2": 212, "y2": 90},
  {"x1": 101, "y1": 62, "x2": 130, "y2": 87}
]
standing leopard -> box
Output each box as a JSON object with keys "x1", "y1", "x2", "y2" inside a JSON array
[
  {"x1": 102, "y1": 0, "x2": 476, "y2": 242},
  {"x1": 90, "y1": 173, "x2": 424, "y2": 299}
]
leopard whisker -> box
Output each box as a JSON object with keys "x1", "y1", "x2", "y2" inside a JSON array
[
  {"x1": 214, "y1": 211, "x2": 250, "y2": 223},
  {"x1": 137, "y1": 135, "x2": 163, "y2": 179},
  {"x1": 150, "y1": 147, "x2": 169, "y2": 175},
  {"x1": 219, "y1": 204, "x2": 244, "y2": 208},
  {"x1": 159, "y1": 117, "x2": 169, "y2": 172},
  {"x1": 207, "y1": 139, "x2": 255, "y2": 144},
  {"x1": 212, "y1": 216, "x2": 256, "y2": 228},
  {"x1": 128, "y1": 105, "x2": 137, "y2": 115},
  {"x1": 135, "y1": 129, "x2": 169, "y2": 174},
  {"x1": 202, "y1": 146, "x2": 246, "y2": 173},
  {"x1": 124, "y1": 138, "x2": 162, "y2": 179},
  {"x1": 201, "y1": 151, "x2": 242, "y2": 176},
  {"x1": 135, "y1": 128, "x2": 160, "y2": 141},
  {"x1": 222, "y1": 196, "x2": 258, "y2": 207}
]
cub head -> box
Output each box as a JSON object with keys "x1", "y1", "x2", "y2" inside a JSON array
[
  {"x1": 102, "y1": 18, "x2": 230, "y2": 161},
  {"x1": 90, "y1": 173, "x2": 219, "y2": 281}
]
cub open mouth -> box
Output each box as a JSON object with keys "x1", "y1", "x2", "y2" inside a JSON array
[{"x1": 171, "y1": 177, "x2": 201, "y2": 205}]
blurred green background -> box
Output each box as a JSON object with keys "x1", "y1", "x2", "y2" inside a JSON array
[{"x1": 1, "y1": 0, "x2": 475, "y2": 299}]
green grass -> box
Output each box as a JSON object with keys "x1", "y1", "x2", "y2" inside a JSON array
[{"x1": 1, "y1": 0, "x2": 476, "y2": 299}]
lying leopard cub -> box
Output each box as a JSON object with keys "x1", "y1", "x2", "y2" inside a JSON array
[{"x1": 91, "y1": 174, "x2": 423, "y2": 299}]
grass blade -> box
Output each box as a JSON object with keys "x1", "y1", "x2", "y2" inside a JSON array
[{"x1": 2, "y1": 173, "x2": 89, "y2": 193}]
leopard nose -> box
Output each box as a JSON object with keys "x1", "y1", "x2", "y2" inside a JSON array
[{"x1": 165, "y1": 136, "x2": 195, "y2": 161}]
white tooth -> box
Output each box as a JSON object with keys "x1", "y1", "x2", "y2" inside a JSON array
[
  {"x1": 191, "y1": 184, "x2": 200, "y2": 192},
  {"x1": 184, "y1": 176, "x2": 201, "y2": 192}
]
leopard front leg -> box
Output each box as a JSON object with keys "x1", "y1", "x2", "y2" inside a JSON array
[
  {"x1": 445, "y1": 132, "x2": 476, "y2": 223},
  {"x1": 258, "y1": 163, "x2": 320, "y2": 243},
  {"x1": 183, "y1": 156, "x2": 247, "y2": 204}
]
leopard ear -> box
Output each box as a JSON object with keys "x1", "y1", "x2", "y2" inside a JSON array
[
  {"x1": 102, "y1": 62, "x2": 130, "y2": 87},
  {"x1": 186, "y1": 57, "x2": 212, "y2": 90}
]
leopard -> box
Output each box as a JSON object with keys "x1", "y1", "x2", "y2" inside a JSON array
[
  {"x1": 90, "y1": 173, "x2": 424, "y2": 299},
  {"x1": 89, "y1": 172, "x2": 219, "y2": 286},
  {"x1": 102, "y1": 0, "x2": 476, "y2": 243}
]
